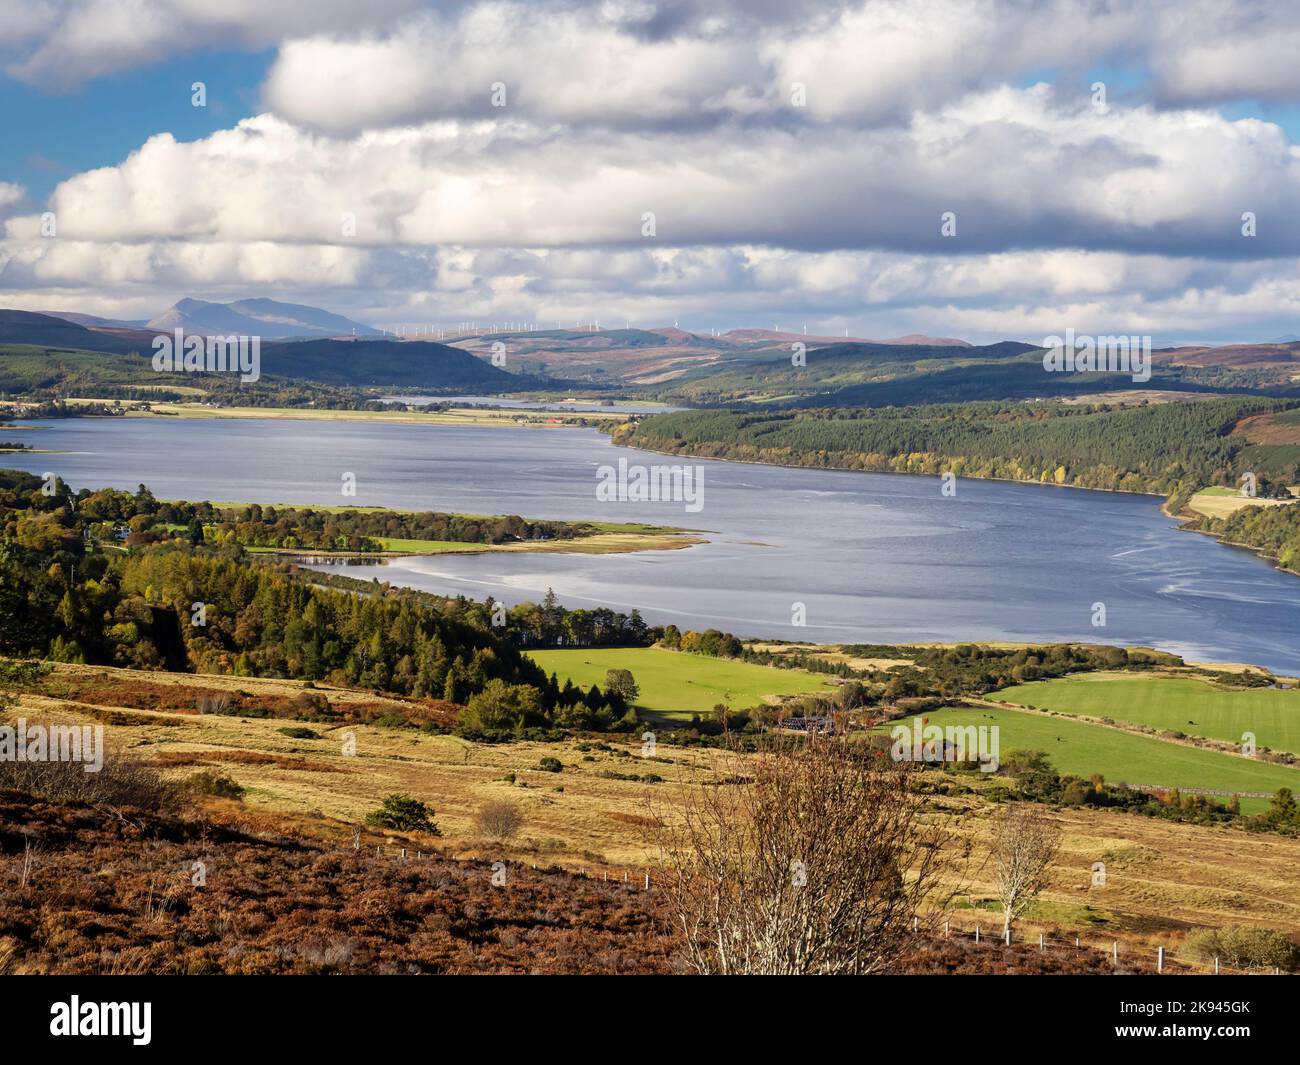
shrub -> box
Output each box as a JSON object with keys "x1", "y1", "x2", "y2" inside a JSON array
[
  {"x1": 536, "y1": 756, "x2": 563, "y2": 773},
  {"x1": 0, "y1": 751, "x2": 176, "y2": 812},
  {"x1": 458, "y1": 680, "x2": 546, "y2": 734},
  {"x1": 278, "y1": 726, "x2": 319, "y2": 739},
  {"x1": 0, "y1": 658, "x2": 52, "y2": 687},
  {"x1": 1184, "y1": 925, "x2": 1299, "y2": 971},
  {"x1": 365, "y1": 793, "x2": 440, "y2": 834},
  {"x1": 475, "y1": 800, "x2": 524, "y2": 841},
  {"x1": 185, "y1": 770, "x2": 245, "y2": 800}
]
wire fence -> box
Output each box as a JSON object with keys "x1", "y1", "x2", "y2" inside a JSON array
[
  {"x1": 935, "y1": 918, "x2": 1286, "y2": 975},
  {"x1": 357, "y1": 843, "x2": 1288, "y2": 974}
]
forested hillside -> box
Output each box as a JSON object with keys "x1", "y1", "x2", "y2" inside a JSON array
[
  {"x1": 1188, "y1": 502, "x2": 1300, "y2": 574},
  {"x1": 621, "y1": 398, "x2": 1297, "y2": 496}
]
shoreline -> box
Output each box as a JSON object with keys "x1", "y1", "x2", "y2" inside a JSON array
[{"x1": 609, "y1": 432, "x2": 1169, "y2": 500}]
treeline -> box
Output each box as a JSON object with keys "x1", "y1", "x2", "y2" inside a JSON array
[
  {"x1": 497, "y1": 588, "x2": 654, "y2": 648},
  {"x1": 622, "y1": 398, "x2": 1296, "y2": 496},
  {"x1": 665, "y1": 628, "x2": 1181, "y2": 704},
  {"x1": 0, "y1": 399, "x2": 140, "y2": 418},
  {"x1": 200, "y1": 503, "x2": 594, "y2": 552},
  {"x1": 985, "y1": 750, "x2": 1300, "y2": 837},
  {"x1": 42, "y1": 483, "x2": 597, "y2": 553}
]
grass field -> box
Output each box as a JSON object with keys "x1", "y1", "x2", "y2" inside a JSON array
[
  {"x1": 1186, "y1": 484, "x2": 1298, "y2": 518},
  {"x1": 527, "y1": 647, "x2": 832, "y2": 716},
  {"x1": 890, "y1": 704, "x2": 1300, "y2": 812},
  {"x1": 996, "y1": 672, "x2": 1300, "y2": 755}
]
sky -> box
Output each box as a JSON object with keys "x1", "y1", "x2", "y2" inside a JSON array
[{"x1": 1, "y1": 0, "x2": 1299, "y2": 345}]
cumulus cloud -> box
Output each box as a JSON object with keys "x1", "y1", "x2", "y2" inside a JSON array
[
  {"x1": 8, "y1": 0, "x2": 1300, "y2": 113},
  {"x1": 10, "y1": 88, "x2": 1297, "y2": 259},
  {"x1": 1, "y1": 0, "x2": 423, "y2": 88}
]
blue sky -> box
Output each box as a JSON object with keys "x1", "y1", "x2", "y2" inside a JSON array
[{"x1": 0, "y1": 49, "x2": 269, "y2": 203}]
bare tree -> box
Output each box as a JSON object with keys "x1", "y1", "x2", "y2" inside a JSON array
[
  {"x1": 476, "y1": 800, "x2": 524, "y2": 842},
  {"x1": 992, "y1": 803, "x2": 1061, "y2": 936},
  {"x1": 652, "y1": 734, "x2": 957, "y2": 975}
]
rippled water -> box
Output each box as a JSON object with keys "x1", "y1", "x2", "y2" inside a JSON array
[{"x1": 14, "y1": 415, "x2": 1300, "y2": 672}]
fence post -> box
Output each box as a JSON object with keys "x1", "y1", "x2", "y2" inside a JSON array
[
  {"x1": 1214, "y1": 956, "x2": 1219, "y2": 974},
  {"x1": 1039, "y1": 933, "x2": 1044, "y2": 951},
  {"x1": 913, "y1": 916, "x2": 918, "y2": 933},
  {"x1": 1157, "y1": 946, "x2": 1164, "y2": 973},
  {"x1": 1005, "y1": 927, "x2": 1011, "y2": 946},
  {"x1": 1112, "y1": 941, "x2": 1118, "y2": 964},
  {"x1": 975, "y1": 926, "x2": 980, "y2": 943},
  {"x1": 944, "y1": 920, "x2": 949, "y2": 937},
  {"x1": 644, "y1": 873, "x2": 650, "y2": 890},
  {"x1": 1076, "y1": 935, "x2": 1080, "y2": 948}
]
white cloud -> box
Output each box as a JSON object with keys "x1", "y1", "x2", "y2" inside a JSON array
[{"x1": 10, "y1": 89, "x2": 1296, "y2": 259}]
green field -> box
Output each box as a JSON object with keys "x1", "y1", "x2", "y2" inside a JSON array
[
  {"x1": 375, "y1": 537, "x2": 491, "y2": 553},
  {"x1": 527, "y1": 647, "x2": 832, "y2": 717},
  {"x1": 996, "y1": 672, "x2": 1300, "y2": 755},
  {"x1": 891, "y1": 704, "x2": 1300, "y2": 812}
]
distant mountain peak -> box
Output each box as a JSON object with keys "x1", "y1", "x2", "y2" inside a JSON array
[{"x1": 147, "y1": 297, "x2": 376, "y2": 339}]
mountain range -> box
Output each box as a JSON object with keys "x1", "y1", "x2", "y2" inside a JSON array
[{"x1": 41, "y1": 297, "x2": 377, "y2": 340}]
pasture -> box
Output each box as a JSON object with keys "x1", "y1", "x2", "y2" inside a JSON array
[
  {"x1": 996, "y1": 672, "x2": 1300, "y2": 755},
  {"x1": 527, "y1": 646, "x2": 832, "y2": 716}
]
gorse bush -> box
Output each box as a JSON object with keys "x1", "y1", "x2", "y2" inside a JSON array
[
  {"x1": 184, "y1": 770, "x2": 245, "y2": 800},
  {"x1": 364, "y1": 793, "x2": 439, "y2": 834}
]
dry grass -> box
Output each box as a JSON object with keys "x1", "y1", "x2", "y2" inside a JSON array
[{"x1": 9, "y1": 661, "x2": 1300, "y2": 951}]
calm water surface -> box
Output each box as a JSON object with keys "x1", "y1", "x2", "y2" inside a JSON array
[{"x1": 14, "y1": 416, "x2": 1300, "y2": 672}]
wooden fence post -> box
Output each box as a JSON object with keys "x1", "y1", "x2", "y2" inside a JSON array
[{"x1": 1157, "y1": 946, "x2": 1164, "y2": 973}]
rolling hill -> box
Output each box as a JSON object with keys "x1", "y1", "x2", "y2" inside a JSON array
[
  {"x1": 257, "y1": 338, "x2": 538, "y2": 389},
  {"x1": 148, "y1": 297, "x2": 378, "y2": 339}
]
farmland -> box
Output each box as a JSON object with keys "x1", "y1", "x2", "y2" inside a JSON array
[
  {"x1": 526, "y1": 646, "x2": 834, "y2": 717},
  {"x1": 996, "y1": 672, "x2": 1300, "y2": 755},
  {"x1": 890, "y1": 703, "x2": 1300, "y2": 812}
]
